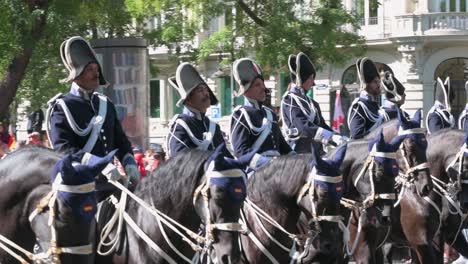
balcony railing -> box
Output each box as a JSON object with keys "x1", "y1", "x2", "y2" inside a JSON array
[
  {"x1": 427, "y1": 12, "x2": 468, "y2": 30},
  {"x1": 355, "y1": 12, "x2": 468, "y2": 40}
]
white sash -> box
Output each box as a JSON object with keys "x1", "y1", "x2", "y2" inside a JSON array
[
  {"x1": 174, "y1": 118, "x2": 216, "y2": 151},
  {"x1": 347, "y1": 99, "x2": 384, "y2": 134},
  {"x1": 50, "y1": 93, "x2": 107, "y2": 153}
]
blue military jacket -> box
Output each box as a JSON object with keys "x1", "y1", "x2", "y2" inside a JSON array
[
  {"x1": 381, "y1": 100, "x2": 409, "y2": 122},
  {"x1": 49, "y1": 83, "x2": 133, "y2": 161},
  {"x1": 49, "y1": 83, "x2": 134, "y2": 200},
  {"x1": 167, "y1": 106, "x2": 225, "y2": 158},
  {"x1": 348, "y1": 92, "x2": 383, "y2": 139},
  {"x1": 458, "y1": 105, "x2": 468, "y2": 134},
  {"x1": 281, "y1": 87, "x2": 332, "y2": 153},
  {"x1": 426, "y1": 102, "x2": 454, "y2": 134},
  {"x1": 230, "y1": 99, "x2": 291, "y2": 157}
]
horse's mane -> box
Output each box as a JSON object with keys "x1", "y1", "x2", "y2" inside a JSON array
[
  {"x1": 427, "y1": 128, "x2": 465, "y2": 163},
  {"x1": 135, "y1": 149, "x2": 212, "y2": 215},
  {"x1": 0, "y1": 147, "x2": 60, "y2": 226},
  {"x1": 248, "y1": 154, "x2": 312, "y2": 206},
  {"x1": 0, "y1": 147, "x2": 61, "y2": 182}
]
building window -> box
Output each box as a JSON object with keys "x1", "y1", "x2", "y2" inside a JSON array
[
  {"x1": 330, "y1": 62, "x2": 392, "y2": 136},
  {"x1": 149, "y1": 80, "x2": 160, "y2": 118},
  {"x1": 219, "y1": 76, "x2": 243, "y2": 116},
  {"x1": 434, "y1": 58, "x2": 468, "y2": 120}
]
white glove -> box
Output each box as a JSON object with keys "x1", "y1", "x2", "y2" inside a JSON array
[
  {"x1": 101, "y1": 163, "x2": 122, "y2": 181},
  {"x1": 331, "y1": 134, "x2": 347, "y2": 146}
]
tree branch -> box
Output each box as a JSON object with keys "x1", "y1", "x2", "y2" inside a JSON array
[
  {"x1": 0, "y1": 0, "x2": 49, "y2": 117},
  {"x1": 236, "y1": 0, "x2": 265, "y2": 27}
]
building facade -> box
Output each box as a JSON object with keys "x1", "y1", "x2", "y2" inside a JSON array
[{"x1": 146, "y1": 0, "x2": 468, "y2": 146}]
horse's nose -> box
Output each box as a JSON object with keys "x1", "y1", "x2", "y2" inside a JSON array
[
  {"x1": 420, "y1": 184, "x2": 432, "y2": 196},
  {"x1": 381, "y1": 216, "x2": 392, "y2": 226},
  {"x1": 320, "y1": 241, "x2": 333, "y2": 254}
]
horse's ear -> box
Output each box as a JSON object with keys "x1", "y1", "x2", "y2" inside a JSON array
[
  {"x1": 332, "y1": 144, "x2": 347, "y2": 167},
  {"x1": 310, "y1": 145, "x2": 319, "y2": 166},
  {"x1": 60, "y1": 154, "x2": 76, "y2": 175},
  {"x1": 228, "y1": 149, "x2": 257, "y2": 169},
  {"x1": 208, "y1": 143, "x2": 227, "y2": 171},
  {"x1": 377, "y1": 129, "x2": 385, "y2": 146},
  {"x1": 87, "y1": 149, "x2": 118, "y2": 174},
  {"x1": 310, "y1": 145, "x2": 326, "y2": 168},
  {"x1": 412, "y1": 109, "x2": 422, "y2": 126},
  {"x1": 397, "y1": 108, "x2": 409, "y2": 129}
]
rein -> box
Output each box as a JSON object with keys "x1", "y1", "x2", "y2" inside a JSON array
[
  {"x1": 99, "y1": 168, "x2": 247, "y2": 264},
  {"x1": 393, "y1": 128, "x2": 430, "y2": 207},
  {"x1": 242, "y1": 166, "x2": 349, "y2": 264},
  {"x1": 340, "y1": 147, "x2": 398, "y2": 256}
]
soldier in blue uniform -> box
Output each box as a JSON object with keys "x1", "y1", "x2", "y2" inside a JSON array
[
  {"x1": 380, "y1": 70, "x2": 409, "y2": 121},
  {"x1": 166, "y1": 63, "x2": 225, "y2": 158},
  {"x1": 43, "y1": 36, "x2": 140, "y2": 263},
  {"x1": 280, "y1": 52, "x2": 346, "y2": 154},
  {"x1": 48, "y1": 36, "x2": 140, "y2": 192},
  {"x1": 348, "y1": 57, "x2": 384, "y2": 139},
  {"x1": 458, "y1": 81, "x2": 468, "y2": 133},
  {"x1": 425, "y1": 77, "x2": 455, "y2": 134},
  {"x1": 229, "y1": 58, "x2": 292, "y2": 167}
]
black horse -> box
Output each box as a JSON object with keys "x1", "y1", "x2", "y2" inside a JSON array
[
  {"x1": 240, "y1": 145, "x2": 348, "y2": 264},
  {"x1": 364, "y1": 112, "x2": 441, "y2": 264},
  {"x1": 0, "y1": 147, "x2": 99, "y2": 264},
  {"x1": 0, "y1": 146, "x2": 248, "y2": 264},
  {"x1": 97, "y1": 146, "x2": 250, "y2": 264},
  {"x1": 341, "y1": 130, "x2": 404, "y2": 264},
  {"x1": 427, "y1": 128, "x2": 468, "y2": 259}
]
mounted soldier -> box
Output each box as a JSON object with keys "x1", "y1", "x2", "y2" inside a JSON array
[
  {"x1": 458, "y1": 81, "x2": 468, "y2": 134},
  {"x1": 47, "y1": 36, "x2": 140, "y2": 194},
  {"x1": 348, "y1": 57, "x2": 384, "y2": 139},
  {"x1": 380, "y1": 70, "x2": 410, "y2": 121},
  {"x1": 280, "y1": 52, "x2": 346, "y2": 154},
  {"x1": 229, "y1": 58, "x2": 292, "y2": 168},
  {"x1": 425, "y1": 77, "x2": 455, "y2": 134},
  {"x1": 166, "y1": 62, "x2": 225, "y2": 158}
]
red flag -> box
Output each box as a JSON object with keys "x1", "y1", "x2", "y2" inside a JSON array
[{"x1": 332, "y1": 90, "x2": 345, "y2": 133}]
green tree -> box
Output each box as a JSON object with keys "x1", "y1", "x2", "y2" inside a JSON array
[
  {"x1": 134, "y1": 0, "x2": 365, "y2": 73},
  {"x1": 0, "y1": 0, "x2": 135, "y2": 118}
]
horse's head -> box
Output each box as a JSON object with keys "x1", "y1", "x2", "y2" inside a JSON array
[
  {"x1": 297, "y1": 145, "x2": 347, "y2": 258},
  {"x1": 195, "y1": 144, "x2": 250, "y2": 264},
  {"x1": 397, "y1": 109, "x2": 432, "y2": 197},
  {"x1": 51, "y1": 149, "x2": 117, "y2": 222},
  {"x1": 358, "y1": 130, "x2": 402, "y2": 227},
  {"x1": 446, "y1": 134, "x2": 468, "y2": 210}
]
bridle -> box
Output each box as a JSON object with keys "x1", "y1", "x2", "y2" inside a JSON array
[
  {"x1": 445, "y1": 143, "x2": 468, "y2": 190},
  {"x1": 297, "y1": 167, "x2": 347, "y2": 230},
  {"x1": 295, "y1": 166, "x2": 349, "y2": 261},
  {"x1": 396, "y1": 128, "x2": 430, "y2": 186},
  {"x1": 340, "y1": 145, "x2": 398, "y2": 256},
  {"x1": 346, "y1": 146, "x2": 398, "y2": 208},
  {"x1": 193, "y1": 167, "x2": 247, "y2": 262}
]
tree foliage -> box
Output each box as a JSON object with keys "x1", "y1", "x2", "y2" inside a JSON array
[
  {"x1": 0, "y1": 0, "x2": 365, "y2": 118},
  {"x1": 134, "y1": 0, "x2": 366, "y2": 74}
]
